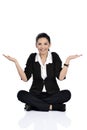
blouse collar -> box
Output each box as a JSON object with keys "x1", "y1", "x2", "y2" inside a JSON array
[{"x1": 35, "y1": 51, "x2": 52, "y2": 66}]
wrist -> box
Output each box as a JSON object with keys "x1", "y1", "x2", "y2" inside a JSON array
[
  {"x1": 64, "y1": 63, "x2": 69, "y2": 67},
  {"x1": 14, "y1": 59, "x2": 18, "y2": 64},
  {"x1": 65, "y1": 57, "x2": 70, "y2": 64}
]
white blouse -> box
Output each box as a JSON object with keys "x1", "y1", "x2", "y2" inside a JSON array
[{"x1": 35, "y1": 51, "x2": 52, "y2": 92}]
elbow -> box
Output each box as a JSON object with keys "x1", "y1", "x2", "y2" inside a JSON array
[
  {"x1": 59, "y1": 75, "x2": 66, "y2": 81},
  {"x1": 22, "y1": 74, "x2": 28, "y2": 82},
  {"x1": 21, "y1": 77, "x2": 28, "y2": 82},
  {"x1": 59, "y1": 77, "x2": 64, "y2": 81},
  {"x1": 23, "y1": 79, "x2": 28, "y2": 82}
]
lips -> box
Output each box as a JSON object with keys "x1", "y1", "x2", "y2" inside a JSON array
[
  {"x1": 41, "y1": 50, "x2": 46, "y2": 52},
  {"x1": 40, "y1": 49, "x2": 47, "y2": 51}
]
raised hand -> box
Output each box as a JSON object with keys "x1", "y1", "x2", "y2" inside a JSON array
[
  {"x1": 59, "y1": 54, "x2": 82, "y2": 80},
  {"x1": 67, "y1": 54, "x2": 82, "y2": 60},
  {"x1": 3, "y1": 54, "x2": 17, "y2": 63},
  {"x1": 3, "y1": 54, "x2": 27, "y2": 81},
  {"x1": 65, "y1": 54, "x2": 82, "y2": 64}
]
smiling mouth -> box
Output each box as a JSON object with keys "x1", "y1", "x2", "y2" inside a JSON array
[{"x1": 40, "y1": 50, "x2": 46, "y2": 52}]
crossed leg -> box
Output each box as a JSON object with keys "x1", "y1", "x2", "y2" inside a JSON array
[{"x1": 17, "y1": 90, "x2": 71, "y2": 111}]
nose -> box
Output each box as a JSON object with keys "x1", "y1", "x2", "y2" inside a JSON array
[{"x1": 41, "y1": 44, "x2": 45, "y2": 49}]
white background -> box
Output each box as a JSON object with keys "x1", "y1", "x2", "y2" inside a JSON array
[{"x1": 0, "y1": 0, "x2": 87, "y2": 130}]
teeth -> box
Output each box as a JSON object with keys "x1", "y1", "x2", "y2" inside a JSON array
[{"x1": 41, "y1": 50, "x2": 45, "y2": 51}]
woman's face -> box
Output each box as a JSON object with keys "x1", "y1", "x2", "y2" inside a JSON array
[{"x1": 36, "y1": 38, "x2": 51, "y2": 55}]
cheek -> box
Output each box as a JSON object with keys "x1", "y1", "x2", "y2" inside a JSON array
[
  {"x1": 36, "y1": 45, "x2": 40, "y2": 49},
  {"x1": 38, "y1": 46, "x2": 41, "y2": 50},
  {"x1": 46, "y1": 46, "x2": 50, "y2": 49}
]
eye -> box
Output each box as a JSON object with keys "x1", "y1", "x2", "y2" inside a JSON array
[
  {"x1": 38, "y1": 43, "x2": 42, "y2": 45},
  {"x1": 44, "y1": 43, "x2": 48, "y2": 45}
]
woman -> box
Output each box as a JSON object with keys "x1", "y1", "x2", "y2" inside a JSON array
[{"x1": 3, "y1": 33, "x2": 82, "y2": 112}]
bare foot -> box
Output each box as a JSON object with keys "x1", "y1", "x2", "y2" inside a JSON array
[{"x1": 49, "y1": 105, "x2": 52, "y2": 110}]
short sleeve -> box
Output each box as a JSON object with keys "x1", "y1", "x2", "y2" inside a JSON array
[
  {"x1": 52, "y1": 52, "x2": 62, "y2": 79},
  {"x1": 24, "y1": 53, "x2": 34, "y2": 80}
]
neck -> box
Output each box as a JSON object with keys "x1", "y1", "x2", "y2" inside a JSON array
[{"x1": 39, "y1": 53, "x2": 48, "y2": 59}]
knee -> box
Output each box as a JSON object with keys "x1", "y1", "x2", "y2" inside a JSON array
[
  {"x1": 17, "y1": 90, "x2": 25, "y2": 100},
  {"x1": 66, "y1": 90, "x2": 71, "y2": 100}
]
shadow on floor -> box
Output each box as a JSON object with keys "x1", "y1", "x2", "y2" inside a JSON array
[{"x1": 18, "y1": 111, "x2": 71, "y2": 130}]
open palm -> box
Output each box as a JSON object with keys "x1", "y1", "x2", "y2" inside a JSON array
[
  {"x1": 68, "y1": 54, "x2": 82, "y2": 60},
  {"x1": 3, "y1": 54, "x2": 16, "y2": 62}
]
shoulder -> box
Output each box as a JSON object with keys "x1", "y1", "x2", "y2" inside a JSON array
[
  {"x1": 51, "y1": 52, "x2": 60, "y2": 59},
  {"x1": 26, "y1": 53, "x2": 37, "y2": 64},
  {"x1": 29, "y1": 53, "x2": 37, "y2": 58},
  {"x1": 51, "y1": 52, "x2": 62, "y2": 63}
]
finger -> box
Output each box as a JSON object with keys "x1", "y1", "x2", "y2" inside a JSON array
[
  {"x1": 3, "y1": 54, "x2": 6, "y2": 56},
  {"x1": 79, "y1": 54, "x2": 83, "y2": 56},
  {"x1": 76, "y1": 54, "x2": 82, "y2": 57},
  {"x1": 3, "y1": 54, "x2": 8, "y2": 58},
  {"x1": 3, "y1": 54, "x2": 11, "y2": 60}
]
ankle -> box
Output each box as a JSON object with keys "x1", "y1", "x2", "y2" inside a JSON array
[{"x1": 49, "y1": 105, "x2": 52, "y2": 110}]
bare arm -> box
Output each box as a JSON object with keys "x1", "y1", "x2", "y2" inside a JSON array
[
  {"x1": 59, "y1": 54, "x2": 82, "y2": 80},
  {"x1": 3, "y1": 55, "x2": 27, "y2": 82}
]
